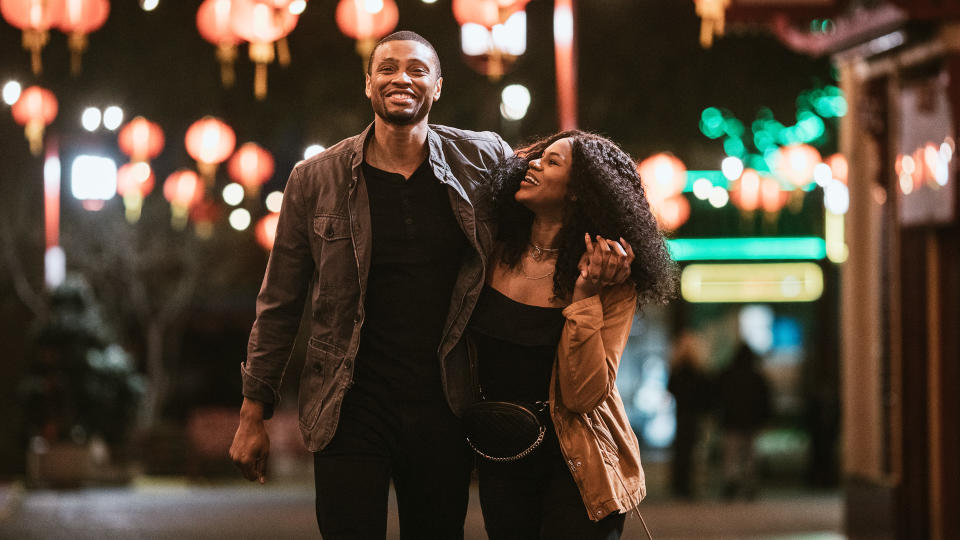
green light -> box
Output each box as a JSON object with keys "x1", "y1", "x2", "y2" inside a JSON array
[
  {"x1": 754, "y1": 130, "x2": 776, "y2": 152},
  {"x1": 667, "y1": 237, "x2": 827, "y2": 261},
  {"x1": 796, "y1": 111, "x2": 825, "y2": 142},
  {"x1": 723, "y1": 118, "x2": 745, "y2": 138},
  {"x1": 700, "y1": 107, "x2": 725, "y2": 138},
  {"x1": 747, "y1": 154, "x2": 770, "y2": 173},
  {"x1": 684, "y1": 170, "x2": 727, "y2": 191},
  {"x1": 723, "y1": 137, "x2": 746, "y2": 157}
]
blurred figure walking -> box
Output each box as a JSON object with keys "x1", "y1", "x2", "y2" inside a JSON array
[
  {"x1": 716, "y1": 342, "x2": 771, "y2": 500},
  {"x1": 667, "y1": 332, "x2": 710, "y2": 499}
]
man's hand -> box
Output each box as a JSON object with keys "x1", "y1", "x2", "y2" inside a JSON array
[
  {"x1": 229, "y1": 398, "x2": 270, "y2": 484},
  {"x1": 573, "y1": 234, "x2": 635, "y2": 302}
]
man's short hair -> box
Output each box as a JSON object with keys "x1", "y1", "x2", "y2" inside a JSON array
[{"x1": 366, "y1": 31, "x2": 441, "y2": 77}]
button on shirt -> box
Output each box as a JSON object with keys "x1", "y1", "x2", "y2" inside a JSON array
[{"x1": 354, "y1": 159, "x2": 469, "y2": 402}]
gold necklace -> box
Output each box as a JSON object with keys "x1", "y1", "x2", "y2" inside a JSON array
[
  {"x1": 519, "y1": 257, "x2": 555, "y2": 280},
  {"x1": 529, "y1": 241, "x2": 560, "y2": 262}
]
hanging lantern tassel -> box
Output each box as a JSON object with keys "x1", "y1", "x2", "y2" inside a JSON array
[
  {"x1": 123, "y1": 192, "x2": 144, "y2": 223},
  {"x1": 357, "y1": 38, "x2": 375, "y2": 72},
  {"x1": 217, "y1": 43, "x2": 237, "y2": 88},
  {"x1": 276, "y1": 38, "x2": 291, "y2": 67},
  {"x1": 196, "y1": 161, "x2": 218, "y2": 186},
  {"x1": 25, "y1": 119, "x2": 45, "y2": 156},
  {"x1": 68, "y1": 32, "x2": 88, "y2": 76},
  {"x1": 788, "y1": 189, "x2": 805, "y2": 213},
  {"x1": 487, "y1": 49, "x2": 505, "y2": 82},
  {"x1": 694, "y1": 0, "x2": 730, "y2": 48},
  {"x1": 170, "y1": 203, "x2": 189, "y2": 230},
  {"x1": 249, "y1": 42, "x2": 274, "y2": 100},
  {"x1": 22, "y1": 29, "x2": 49, "y2": 75}
]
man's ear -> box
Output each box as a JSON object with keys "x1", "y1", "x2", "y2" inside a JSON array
[
  {"x1": 364, "y1": 73, "x2": 371, "y2": 99},
  {"x1": 433, "y1": 76, "x2": 443, "y2": 102}
]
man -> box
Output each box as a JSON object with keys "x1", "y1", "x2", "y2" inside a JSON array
[{"x1": 229, "y1": 31, "x2": 510, "y2": 538}]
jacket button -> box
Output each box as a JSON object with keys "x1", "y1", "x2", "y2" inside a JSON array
[
  {"x1": 344, "y1": 359, "x2": 352, "y2": 368},
  {"x1": 313, "y1": 364, "x2": 321, "y2": 372}
]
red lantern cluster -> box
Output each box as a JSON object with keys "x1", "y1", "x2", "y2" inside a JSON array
[
  {"x1": 452, "y1": 0, "x2": 528, "y2": 27},
  {"x1": 637, "y1": 152, "x2": 690, "y2": 231},
  {"x1": 118, "y1": 116, "x2": 165, "y2": 164},
  {"x1": 185, "y1": 116, "x2": 236, "y2": 183},
  {"x1": 11, "y1": 85, "x2": 57, "y2": 155},
  {"x1": 228, "y1": 142, "x2": 274, "y2": 196},
  {"x1": 1, "y1": 0, "x2": 108, "y2": 75},
  {"x1": 196, "y1": 0, "x2": 302, "y2": 99},
  {"x1": 164, "y1": 169, "x2": 205, "y2": 229},
  {"x1": 255, "y1": 212, "x2": 279, "y2": 251},
  {"x1": 335, "y1": 0, "x2": 398, "y2": 65}
]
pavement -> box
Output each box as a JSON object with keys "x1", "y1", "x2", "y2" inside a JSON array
[{"x1": 0, "y1": 479, "x2": 843, "y2": 539}]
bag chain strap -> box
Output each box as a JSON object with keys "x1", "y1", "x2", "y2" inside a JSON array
[{"x1": 466, "y1": 425, "x2": 546, "y2": 462}]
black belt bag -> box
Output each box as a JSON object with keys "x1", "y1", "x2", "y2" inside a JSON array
[{"x1": 463, "y1": 399, "x2": 549, "y2": 462}]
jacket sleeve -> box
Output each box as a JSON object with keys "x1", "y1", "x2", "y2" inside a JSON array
[
  {"x1": 241, "y1": 166, "x2": 314, "y2": 418},
  {"x1": 556, "y1": 285, "x2": 638, "y2": 413}
]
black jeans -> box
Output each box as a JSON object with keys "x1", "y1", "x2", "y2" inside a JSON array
[
  {"x1": 478, "y1": 436, "x2": 625, "y2": 540},
  {"x1": 313, "y1": 386, "x2": 473, "y2": 540}
]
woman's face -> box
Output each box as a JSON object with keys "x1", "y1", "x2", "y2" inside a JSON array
[{"x1": 515, "y1": 137, "x2": 573, "y2": 215}]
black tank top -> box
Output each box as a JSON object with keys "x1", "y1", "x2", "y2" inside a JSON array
[{"x1": 468, "y1": 285, "x2": 566, "y2": 403}]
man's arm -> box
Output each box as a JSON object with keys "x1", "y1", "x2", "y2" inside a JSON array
[{"x1": 230, "y1": 165, "x2": 314, "y2": 483}]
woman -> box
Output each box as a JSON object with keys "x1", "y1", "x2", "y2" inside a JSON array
[{"x1": 466, "y1": 130, "x2": 675, "y2": 539}]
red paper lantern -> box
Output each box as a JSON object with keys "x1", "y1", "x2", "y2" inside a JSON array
[
  {"x1": 51, "y1": 0, "x2": 109, "y2": 75},
  {"x1": 117, "y1": 162, "x2": 155, "y2": 198},
  {"x1": 335, "y1": 0, "x2": 398, "y2": 66},
  {"x1": 1, "y1": 0, "x2": 57, "y2": 74},
  {"x1": 452, "y1": 0, "x2": 528, "y2": 28},
  {"x1": 650, "y1": 195, "x2": 690, "y2": 232},
  {"x1": 730, "y1": 168, "x2": 761, "y2": 212},
  {"x1": 185, "y1": 116, "x2": 236, "y2": 182},
  {"x1": 760, "y1": 176, "x2": 788, "y2": 214},
  {"x1": 637, "y1": 152, "x2": 687, "y2": 204},
  {"x1": 255, "y1": 212, "x2": 280, "y2": 251},
  {"x1": 775, "y1": 143, "x2": 822, "y2": 189},
  {"x1": 11, "y1": 85, "x2": 57, "y2": 155},
  {"x1": 228, "y1": 142, "x2": 275, "y2": 195},
  {"x1": 230, "y1": 0, "x2": 299, "y2": 99},
  {"x1": 118, "y1": 116, "x2": 165, "y2": 163},
  {"x1": 825, "y1": 153, "x2": 847, "y2": 185},
  {"x1": 190, "y1": 197, "x2": 221, "y2": 238},
  {"x1": 197, "y1": 0, "x2": 242, "y2": 87},
  {"x1": 117, "y1": 162, "x2": 155, "y2": 223},
  {"x1": 164, "y1": 169, "x2": 204, "y2": 229}
]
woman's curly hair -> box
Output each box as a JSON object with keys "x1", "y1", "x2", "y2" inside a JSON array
[{"x1": 488, "y1": 130, "x2": 677, "y2": 306}]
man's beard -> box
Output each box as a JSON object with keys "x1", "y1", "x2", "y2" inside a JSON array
[{"x1": 372, "y1": 95, "x2": 433, "y2": 126}]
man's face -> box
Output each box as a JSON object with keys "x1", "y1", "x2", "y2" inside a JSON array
[{"x1": 365, "y1": 40, "x2": 442, "y2": 126}]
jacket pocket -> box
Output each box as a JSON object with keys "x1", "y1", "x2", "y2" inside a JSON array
[
  {"x1": 587, "y1": 412, "x2": 620, "y2": 465},
  {"x1": 313, "y1": 214, "x2": 356, "y2": 287},
  {"x1": 298, "y1": 339, "x2": 339, "y2": 431}
]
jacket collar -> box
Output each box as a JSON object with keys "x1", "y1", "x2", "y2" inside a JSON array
[{"x1": 350, "y1": 122, "x2": 448, "y2": 175}]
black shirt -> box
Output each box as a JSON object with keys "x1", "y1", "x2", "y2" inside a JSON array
[{"x1": 354, "y1": 159, "x2": 469, "y2": 402}]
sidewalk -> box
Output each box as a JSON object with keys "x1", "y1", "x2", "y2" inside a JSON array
[{"x1": 0, "y1": 480, "x2": 843, "y2": 539}]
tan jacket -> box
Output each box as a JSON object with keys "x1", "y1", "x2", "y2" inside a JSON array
[{"x1": 551, "y1": 284, "x2": 646, "y2": 521}]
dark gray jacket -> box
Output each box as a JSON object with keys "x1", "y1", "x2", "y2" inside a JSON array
[{"x1": 241, "y1": 123, "x2": 510, "y2": 451}]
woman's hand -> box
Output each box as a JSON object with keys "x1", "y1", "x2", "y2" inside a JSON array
[{"x1": 573, "y1": 234, "x2": 635, "y2": 302}]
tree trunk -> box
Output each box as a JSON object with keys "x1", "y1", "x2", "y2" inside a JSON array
[{"x1": 139, "y1": 320, "x2": 168, "y2": 429}]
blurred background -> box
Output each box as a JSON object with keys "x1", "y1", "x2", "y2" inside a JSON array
[{"x1": 0, "y1": 0, "x2": 957, "y2": 538}]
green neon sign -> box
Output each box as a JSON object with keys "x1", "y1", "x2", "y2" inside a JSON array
[{"x1": 667, "y1": 237, "x2": 827, "y2": 261}]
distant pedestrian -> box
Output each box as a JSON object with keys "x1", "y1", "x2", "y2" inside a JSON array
[
  {"x1": 715, "y1": 342, "x2": 771, "y2": 499},
  {"x1": 667, "y1": 332, "x2": 710, "y2": 499}
]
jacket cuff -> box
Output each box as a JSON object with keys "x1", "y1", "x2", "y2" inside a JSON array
[
  {"x1": 240, "y1": 362, "x2": 279, "y2": 420},
  {"x1": 562, "y1": 294, "x2": 602, "y2": 320}
]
